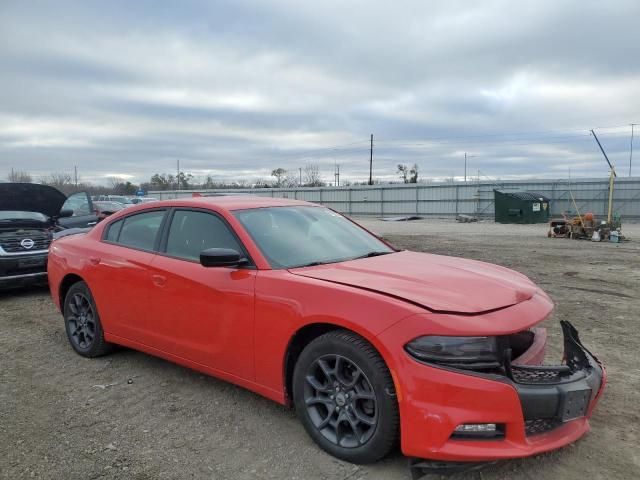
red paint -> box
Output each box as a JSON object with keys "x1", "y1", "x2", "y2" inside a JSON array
[{"x1": 47, "y1": 196, "x2": 605, "y2": 462}]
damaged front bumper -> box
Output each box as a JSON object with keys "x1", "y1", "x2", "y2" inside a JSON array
[
  {"x1": 379, "y1": 318, "x2": 606, "y2": 477},
  {"x1": 510, "y1": 321, "x2": 604, "y2": 435}
]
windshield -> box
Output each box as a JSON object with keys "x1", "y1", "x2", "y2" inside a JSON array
[
  {"x1": 234, "y1": 206, "x2": 393, "y2": 268},
  {"x1": 0, "y1": 211, "x2": 48, "y2": 222}
]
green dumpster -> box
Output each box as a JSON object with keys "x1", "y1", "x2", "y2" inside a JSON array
[{"x1": 494, "y1": 190, "x2": 550, "y2": 224}]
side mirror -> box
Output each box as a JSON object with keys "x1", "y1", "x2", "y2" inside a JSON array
[
  {"x1": 200, "y1": 248, "x2": 248, "y2": 268},
  {"x1": 59, "y1": 209, "x2": 74, "y2": 218}
]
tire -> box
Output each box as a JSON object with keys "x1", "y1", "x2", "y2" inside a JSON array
[
  {"x1": 293, "y1": 330, "x2": 399, "y2": 464},
  {"x1": 63, "y1": 281, "x2": 113, "y2": 357}
]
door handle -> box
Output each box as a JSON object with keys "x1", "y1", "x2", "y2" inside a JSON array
[
  {"x1": 152, "y1": 274, "x2": 167, "y2": 287},
  {"x1": 89, "y1": 257, "x2": 100, "y2": 265},
  {"x1": 87, "y1": 222, "x2": 97, "y2": 226}
]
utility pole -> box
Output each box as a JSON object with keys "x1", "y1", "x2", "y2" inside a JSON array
[
  {"x1": 177, "y1": 159, "x2": 180, "y2": 191},
  {"x1": 464, "y1": 153, "x2": 477, "y2": 182},
  {"x1": 368, "y1": 134, "x2": 373, "y2": 185},
  {"x1": 334, "y1": 163, "x2": 340, "y2": 187},
  {"x1": 74, "y1": 166, "x2": 78, "y2": 188},
  {"x1": 299, "y1": 167, "x2": 302, "y2": 186},
  {"x1": 464, "y1": 153, "x2": 467, "y2": 182},
  {"x1": 630, "y1": 123, "x2": 636, "y2": 177}
]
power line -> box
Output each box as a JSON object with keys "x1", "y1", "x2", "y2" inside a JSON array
[
  {"x1": 375, "y1": 123, "x2": 638, "y2": 143},
  {"x1": 369, "y1": 134, "x2": 374, "y2": 185},
  {"x1": 377, "y1": 131, "x2": 631, "y2": 146},
  {"x1": 374, "y1": 137, "x2": 595, "y2": 149},
  {"x1": 630, "y1": 124, "x2": 636, "y2": 177},
  {"x1": 269, "y1": 139, "x2": 370, "y2": 160}
]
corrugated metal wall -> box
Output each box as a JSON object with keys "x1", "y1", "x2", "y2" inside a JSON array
[{"x1": 149, "y1": 177, "x2": 640, "y2": 219}]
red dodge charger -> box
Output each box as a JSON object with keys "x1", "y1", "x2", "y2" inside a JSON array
[{"x1": 47, "y1": 196, "x2": 605, "y2": 476}]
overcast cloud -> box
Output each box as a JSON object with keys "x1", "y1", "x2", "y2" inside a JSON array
[{"x1": 0, "y1": 0, "x2": 639, "y2": 185}]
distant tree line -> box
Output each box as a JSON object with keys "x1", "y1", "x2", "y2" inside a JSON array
[{"x1": 6, "y1": 161, "x2": 424, "y2": 196}]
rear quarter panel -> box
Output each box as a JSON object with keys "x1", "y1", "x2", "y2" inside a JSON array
[{"x1": 48, "y1": 234, "x2": 93, "y2": 311}]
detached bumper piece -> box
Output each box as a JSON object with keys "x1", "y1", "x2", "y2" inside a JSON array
[
  {"x1": 507, "y1": 321, "x2": 604, "y2": 437},
  {"x1": 409, "y1": 458, "x2": 491, "y2": 479}
]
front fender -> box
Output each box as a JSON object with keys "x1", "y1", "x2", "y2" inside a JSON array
[{"x1": 253, "y1": 270, "x2": 423, "y2": 400}]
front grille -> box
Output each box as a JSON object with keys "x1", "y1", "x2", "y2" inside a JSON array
[
  {"x1": 0, "y1": 230, "x2": 51, "y2": 253},
  {"x1": 511, "y1": 367, "x2": 567, "y2": 384},
  {"x1": 525, "y1": 418, "x2": 562, "y2": 436}
]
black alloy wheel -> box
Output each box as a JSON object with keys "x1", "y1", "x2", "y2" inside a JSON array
[
  {"x1": 67, "y1": 292, "x2": 96, "y2": 349},
  {"x1": 63, "y1": 281, "x2": 113, "y2": 357},
  {"x1": 304, "y1": 354, "x2": 378, "y2": 448},
  {"x1": 293, "y1": 330, "x2": 399, "y2": 464}
]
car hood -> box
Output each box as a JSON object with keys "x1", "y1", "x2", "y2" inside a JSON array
[
  {"x1": 289, "y1": 251, "x2": 538, "y2": 314},
  {"x1": 0, "y1": 183, "x2": 67, "y2": 217}
]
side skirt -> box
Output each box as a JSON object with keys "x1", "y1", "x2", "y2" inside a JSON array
[{"x1": 104, "y1": 332, "x2": 286, "y2": 405}]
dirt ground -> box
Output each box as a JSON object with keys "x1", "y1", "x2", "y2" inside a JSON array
[{"x1": 1, "y1": 219, "x2": 639, "y2": 480}]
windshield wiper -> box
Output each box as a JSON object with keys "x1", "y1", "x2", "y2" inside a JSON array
[
  {"x1": 351, "y1": 251, "x2": 393, "y2": 260},
  {"x1": 292, "y1": 260, "x2": 334, "y2": 268},
  {"x1": 292, "y1": 251, "x2": 392, "y2": 269}
]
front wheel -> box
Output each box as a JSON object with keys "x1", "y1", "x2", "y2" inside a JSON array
[
  {"x1": 293, "y1": 330, "x2": 399, "y2": 464},
  {"x1": 63, "y1": 281, "x2": 113, "y2": 357}
]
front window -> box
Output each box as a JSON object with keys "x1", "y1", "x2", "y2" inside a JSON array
[
  {"x1": 165, "y1": 210, "x2": 243, "y2": 261},
  {"x1": 61, "y1": 192, "x2": 91, "y2": 216},
  {"x1": 234, "y1": 206, "x2": 393, "y2": 268}
]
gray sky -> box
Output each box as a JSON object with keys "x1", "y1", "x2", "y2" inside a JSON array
[{"x1": 1, "y1": 0, "x2": 639, "y2": 185}]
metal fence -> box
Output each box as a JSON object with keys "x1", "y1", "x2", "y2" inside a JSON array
[{"x1": 149, "y1": 177, "x2": 640, "y2": 220}]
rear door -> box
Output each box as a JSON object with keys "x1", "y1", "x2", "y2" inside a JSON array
[
  {"x1": 91, "y1": 209, "x2": 168, "y2": 343},
  {"x1": 58, "y1": 192, "x2": 99, "y2": 228},
  {"x1": 145, "y1": 208, "x2": 256, "y2": 380}
]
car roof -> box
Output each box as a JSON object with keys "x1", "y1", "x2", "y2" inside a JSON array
[{"x1": 148, "y1": 195, "x2": 314, "y2": 211}]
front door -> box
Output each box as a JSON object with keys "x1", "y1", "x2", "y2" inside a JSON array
[
  {"x1": 146, "y1": 209, "x2": 256, "y2": 380},
  {"x1": 58, "y1": 192, "x2": 99, "y2": 228}
]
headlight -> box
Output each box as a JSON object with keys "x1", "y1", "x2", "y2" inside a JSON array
[{"x1": 404, "y1": 336, "x2": 502, "y2": 370}]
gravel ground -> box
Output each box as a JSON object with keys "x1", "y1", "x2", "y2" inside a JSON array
[{"x1": 1, "y1": 219, "x2": 638, "y2": 480}]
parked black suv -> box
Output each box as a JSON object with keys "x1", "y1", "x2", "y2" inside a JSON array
[{"x1": 0, "y1": 183, "x2": 98, "y2": 288}]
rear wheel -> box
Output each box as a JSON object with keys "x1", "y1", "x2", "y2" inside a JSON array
[
  {"x1": 63, "y1": 281, "x2": 113, "y2": 357},
  {"x1": 293, "y1": 330, "x2": 399, "y2": 464}
]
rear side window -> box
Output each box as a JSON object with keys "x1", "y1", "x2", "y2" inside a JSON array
[
  {"x1": 165, "y1": 210, "x2": 242, "y2": 261},
  {"x1": 109, "y1": 210, "x2": 165, "y2": 251},
  {"x1": 105, "y1": 219, "x2": 123, "y2": 242}
]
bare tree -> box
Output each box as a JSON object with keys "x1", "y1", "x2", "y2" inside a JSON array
[
  {"x1": 303, "y1": 164, "x2": 324, "y2": 187},
  {"x1": 41, "y1": 172, "x2": 74, "y2": 195},
  {"x1": 271, "y1": 168, "x2": 287, "y2": 187},
  {"x1": 283, "y1": 173, "x2": 299, "y2": 188},
  {"x1": 409, "y1": 164, "x2": 419, "y2": 183},
  {"x1": 107, "y1": 176, "x2": 125, "y2": 190},
  {"x1": 7, "y1": 169, "x2": 33, "y2": 183},
  {"x1": 177, "y1": 171, "x2": 193, "y2": 189},
  {"x1": 42, "y1": 172, "x2": 73, "y2": 188},
  {"x1": 203, "y1": 175, "x2": 215, "y2": 189},
  {"x1": 397, "y1": 164, "x2": 409, "y2": 183}
]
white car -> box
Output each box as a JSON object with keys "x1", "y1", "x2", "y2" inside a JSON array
[{"x1": 130, "y1": 197, "x2": 159, "y2": 204}]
